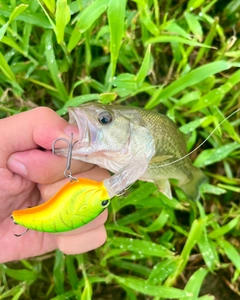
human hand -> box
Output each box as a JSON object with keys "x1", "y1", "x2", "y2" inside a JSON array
[{"x1": 0, "y1": 107, "x2": 109, "y2": 263}]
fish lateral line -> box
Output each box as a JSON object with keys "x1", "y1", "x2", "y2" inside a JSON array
[{"x1": 158, "y1": 107, "x2": 240, "y2": 168}]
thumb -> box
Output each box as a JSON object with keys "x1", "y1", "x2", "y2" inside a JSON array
[
  {"x1": 3, "y1": 107, "x2": 91, "y2": 184},
  {"x1": 7, "y1": 149, "x2": 93, "y2": 184},
  {"x1": 1, "y1": 107, "x2": 70, "y2": 164}
]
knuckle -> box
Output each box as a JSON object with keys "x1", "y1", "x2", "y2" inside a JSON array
[{"x1": 32, "y1": 106, "x2": 55, "y2": 117}]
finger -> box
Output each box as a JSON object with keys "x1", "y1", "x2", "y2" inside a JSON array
[
  {"x1": 0, "y1": 107, "x2": 78, "y2": 167},
  {"x1": 0, "y1": 218, "x2": 57, "y2": 263},
  {"x1": 7, "y1": 149, "x2": 94, "y2": 184},
  {"x1": 57, "y1": 225, "x2": 107, "y2": 254},
  {"x1": 39, "y1": 166, "x2": 110, "y2": 200}
]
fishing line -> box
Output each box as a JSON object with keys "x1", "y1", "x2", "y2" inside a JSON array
[{"x1": 159, "y1": 107, "x2": 240, "y2": 168}]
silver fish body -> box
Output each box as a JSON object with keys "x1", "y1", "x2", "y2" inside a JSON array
[{"x1": 62, "y1": 104, "x2": 206, "y2": 199}]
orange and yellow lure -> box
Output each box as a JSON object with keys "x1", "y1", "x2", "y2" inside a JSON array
[
  {"x1": 11, "y1": 178, "x2": 110, "y2": 233},
  {"x1": 11, "y1": 134, "x2": 110, "y2": 235}
]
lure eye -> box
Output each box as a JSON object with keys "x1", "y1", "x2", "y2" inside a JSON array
[
  {"x1": 97, "y1": 111, "x2": 113, "y2": 125},
  {"x1": 101, "y1": 200, "x2": 110, "y2": 207}
]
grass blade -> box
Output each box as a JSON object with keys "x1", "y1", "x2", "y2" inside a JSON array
[
  {"x1": 0, "y1": 264, "x2": 38, "y2": 282},
  {"x1": 209, "y1": 216, "x2": 240, "y2": 239},
  {"x1": 146, "y1": 35, "x2": 210, "y2": 48},
  {"x1": 108, "y1": 0, "x2": 127, "y2": 79},
  {"x1": 113, "y1": 275, "x2": 193, "y2": 298},
  {"x1": 55, "y1": 0, "x2": 70, "y2": 44},
  {"x1": 198, "y1": 234, "x2": 220, "y2": 271},
  {"x1": 68, "y1": 0, "x2": 109, "y2": 52},
  {"x1": 53, "y1": 250, "x2": 65, "y2": 295},
  {"x1": 141, "y1": 209, "x2": 169, "y2": 232},
  {"x1": 136, "y1": 44, "x2": 152, "y2": 86},
  {"x1": 145, "y1": 61, "x2": 239, "y2": 109},
  {"x1": 0, "y1": 50, "x2": 16, "y2": 80},
  {"x1": 147, "y1": 259, "x2": 179, "y2": 284},
  {"x1": 194, "y1": 142, "x2": 240, "y2": 168},
  {"x1": 56, "y1": 94, "x2": 100, "y2": 115},
  {"x1": 44, "y1": 30, "x2": 69, "y2": 101},
  {"x1": 42, "y1": 0, "x2": 55, "y2": 14},
  {"x1": 0, "y1": 4, "x2": 28, "y2": 40},
  {"x1": 218, "y1": 239, "x2": 240, "y2": 272},
  {"x1": 165, "y1": 219, "x2": 206, "y2": 286},
  {"x1": 187, "y1": 0, "x2": 206, "y2": 10},
  {"x1": 109, "y1": 237, "x2": 174, "y2": 258},
  {"x1": 180, "y1": 268, "x2": 208, "y2": 300},
  {"x1": 184, "y1": 12, "x2": 203, "y2": 42},
  {"x1": 1, "y1": 36, "x2": 27, "y2": 57}
]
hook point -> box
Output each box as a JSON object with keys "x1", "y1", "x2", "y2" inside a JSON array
[{"x1": 13, "y1": 228, "x2": 29, "y2": 237}]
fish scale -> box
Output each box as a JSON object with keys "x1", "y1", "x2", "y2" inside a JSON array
[{"x1": 138, "y1": 110, "x2": 193, "y2": 179}]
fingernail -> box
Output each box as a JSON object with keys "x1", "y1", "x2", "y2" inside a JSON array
[{"x1": 7, "y1": 158, "x2": 28, "y2": 176}]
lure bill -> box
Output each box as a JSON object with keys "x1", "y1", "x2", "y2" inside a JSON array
[{"x1": 11, "y1": 178, "x2": 110, "y2": 233}]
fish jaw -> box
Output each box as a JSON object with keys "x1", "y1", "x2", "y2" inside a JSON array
[{"x1": 68, "y1": 107, "x2": 97, "y2": 155}]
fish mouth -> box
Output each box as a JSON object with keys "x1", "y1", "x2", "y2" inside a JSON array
[
  {"x1": 68, "y1": 107, "x2": 97, "y2": 155},
  {"x1": 68, "y1": 107, "x2": 89, "y2": 146}
]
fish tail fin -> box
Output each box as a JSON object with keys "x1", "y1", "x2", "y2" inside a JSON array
[{"x1": 181, "y1": 168, "x2": 207, "y2": 201}]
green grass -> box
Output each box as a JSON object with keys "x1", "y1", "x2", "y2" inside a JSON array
[{"x1": 0, "y1": 0, "x2": 240, "y2": 299}]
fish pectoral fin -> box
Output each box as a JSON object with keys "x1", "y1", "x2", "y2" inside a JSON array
[
  {"x1": 150, "y1": 155, "x2": 173, "y2": 164},
  {"x1": 104, "y1": 152, "x2": 150, "y2": 198},
  {"x1": 155, "y1": 179, "x2": 172, "y2": 199}
]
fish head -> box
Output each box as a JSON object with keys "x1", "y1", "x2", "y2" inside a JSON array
[{"x1": 68, "y1": 104, "x2": 133, "y2": 156}]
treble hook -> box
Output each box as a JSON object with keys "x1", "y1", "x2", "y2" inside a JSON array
[
  {"x1": 12, "y1": 134, "x2": 79, "y2": 238},
  {"x1": 11, "y1": 210, "x2": 30, "y2": 237},
  {"x1": 52, "y1": 133, "x2": 79, "y2": 182},
  {"x1": 14, "y1": 228, "x2": 29, "y2": 237}
]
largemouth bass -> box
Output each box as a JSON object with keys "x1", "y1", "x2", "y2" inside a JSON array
[{"x1": 60, "y1": 104, "x2": 206, "y2": 200}]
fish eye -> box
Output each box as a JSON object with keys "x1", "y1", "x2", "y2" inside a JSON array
[
  {"x1": 97, "y1": 111, "x2": 113, "y2": 125},
  {"x1": 101, "y1": 200, "x2": 110, "y2": 207}
]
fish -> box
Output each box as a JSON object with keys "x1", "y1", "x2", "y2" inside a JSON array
[
  {"x1": 11, "y1": 178, "x2": 110, "y2": 233},
  {"x1": 59, "y1": 103, "x2": 207, "y2": 200}
]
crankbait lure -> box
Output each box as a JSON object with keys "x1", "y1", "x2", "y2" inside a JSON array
[{"x1": 11, "y1": 134, "x2": 110, "y2": 235}]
